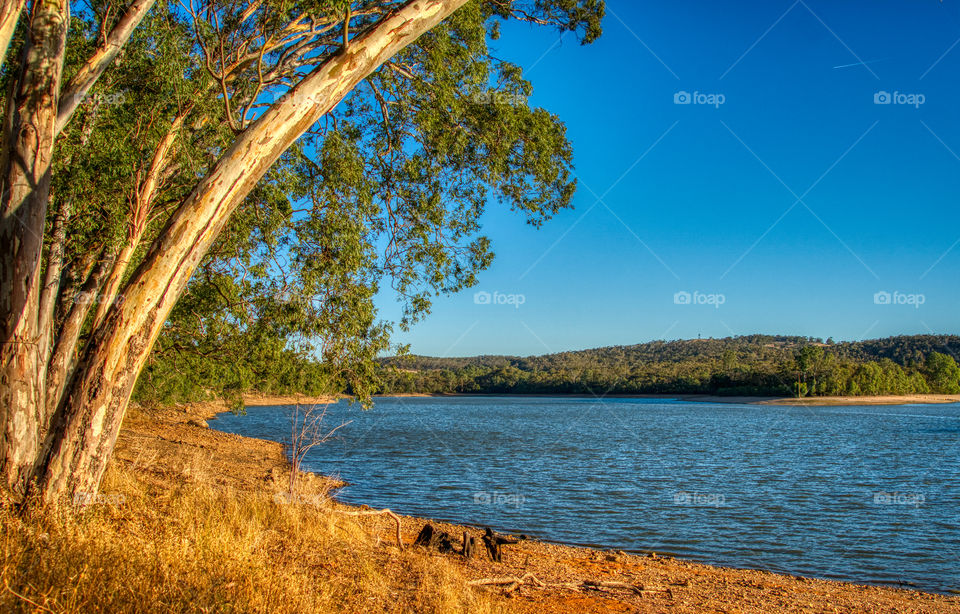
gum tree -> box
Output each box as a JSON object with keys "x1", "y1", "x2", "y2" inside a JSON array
[{"x1": 0, "y1": 0, "x2": 603, "y2": 502}]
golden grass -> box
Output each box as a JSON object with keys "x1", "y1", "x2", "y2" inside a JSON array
[{"x1": 0, "y1": 462, "x2": 501, "y2": 613}]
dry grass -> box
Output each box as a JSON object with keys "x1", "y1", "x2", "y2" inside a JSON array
[{"x1": 0, "y1": 461, "x2": 501, "y2": 613}]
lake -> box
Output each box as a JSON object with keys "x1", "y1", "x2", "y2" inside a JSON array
[{"x1": 210, "y1": 396, "x2": 960, "y2": 593}]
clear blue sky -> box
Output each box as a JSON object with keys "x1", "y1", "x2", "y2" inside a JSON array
[{"x1": 378, "y1": 0, "x2": 960, "y2": 357}]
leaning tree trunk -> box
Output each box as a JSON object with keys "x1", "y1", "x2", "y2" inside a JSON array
[
  {"x1": 0, "y1": 0, "x2": 68, "y2": 494},
  {"x1": 37, "y1": 0, "x2": 471, "y2": 502}
]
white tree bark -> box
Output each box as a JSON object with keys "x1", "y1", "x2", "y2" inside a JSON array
[
  {"x1": 0, "y1": 0, "x2": 69, "y2": 492},
  {"x1": 0, "y1": 0, "x2": 25, "y2": 70}
]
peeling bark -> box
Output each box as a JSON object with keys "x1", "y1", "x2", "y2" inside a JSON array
[
  {"x1": 44, "y1": 249, "x2": 113, "y2": 426},
  {"x1": 37, "y1": 196, "x2": 69, "y2": 358},
  {"x1": 0, "y1": 0, "x2": 69, "y2": 493}
]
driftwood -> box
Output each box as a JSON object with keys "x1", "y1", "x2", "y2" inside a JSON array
[
  {"x1": 335, "y1": 508, "x2": 404, "y2": 550},
  {"x1": 469, "y1": 573, "x2": 547, "y2": 592},
  {"x1": 468, "y1": 573, "x2": 667, "y2": 597}
]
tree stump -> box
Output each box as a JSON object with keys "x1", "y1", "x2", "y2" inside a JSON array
[
  {"x1": 414, "y1": 524, "x2": 437, "y2": 547},
  {"x1": 413, "y1": 523, "x2": 455, "y2": 553},
  {"x1": 482, "y1": 527, "x2": 519, "y2": 563},
  {"x1": 462, "y1": 531, "x2": 477, "y2": 558}
]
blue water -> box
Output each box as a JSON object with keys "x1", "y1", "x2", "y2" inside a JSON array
[{"x1": 211, "y1": 396, "x2": 960, "y2": 593}]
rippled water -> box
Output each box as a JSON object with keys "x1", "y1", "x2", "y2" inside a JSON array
[{"x1": 211, "y1": 396, "x2": 960, "y2": 593}]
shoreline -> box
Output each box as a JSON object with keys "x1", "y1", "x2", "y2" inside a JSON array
[
  {"x1": 243, "y1": 392, "x2": 340, "y2": 406},
  {"x1": 194, "y1": 391, "x2": 960, "y2": 409},
  {"x1": 134, "y1": 400, "x2": 960, "y2": 611},
  {"x1": 375, "y1": 392, "x2": 960, "y2": 406}
]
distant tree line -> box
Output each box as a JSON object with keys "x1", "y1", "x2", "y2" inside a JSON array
[{"x1": 374, "y1": 335, "x2": 960, "y2": 397}]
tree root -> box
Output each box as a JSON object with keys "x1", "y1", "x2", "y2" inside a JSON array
[
  {"x1": 334, "y1": 508, "x2": 404, "y2": 550},
  {"x1": 468, "y1": 573, "x2": 668, "y2": 597}
]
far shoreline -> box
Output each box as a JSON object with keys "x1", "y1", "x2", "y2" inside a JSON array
[
  {"x1": 234, "y1": 391, "x2": 960, "y2": 409},
  {"x1": 371, "y1": 392, "x2": 960, "y2": 407}
]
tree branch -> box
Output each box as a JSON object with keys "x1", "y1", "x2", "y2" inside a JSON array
[
  {"x1": 55, "y1": 0, "x2": 156, "y2": 136},
  {"x1": 0, "y1": 0, "x2": 25, "y2": 71}
]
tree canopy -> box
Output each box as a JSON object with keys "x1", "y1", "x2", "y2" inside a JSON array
[{"x1": 0, "y1": 0, "x2": 605, "y2": 500}]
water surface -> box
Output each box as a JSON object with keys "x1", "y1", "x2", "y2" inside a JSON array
[{"x1": 211, "y1": 396, "x2": 960, "y2": 593}]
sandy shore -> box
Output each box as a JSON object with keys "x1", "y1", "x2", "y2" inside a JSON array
[
  {"x1": 754, "y1": 394, "x2": 960, "y2": 406},
  {"x1": 113, "y1": 401, "x2": 960, "y2": 613},
  {"x1": 243, "y1": 392, "x2": 339, "y2": 406}
]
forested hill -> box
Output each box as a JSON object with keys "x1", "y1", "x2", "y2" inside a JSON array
[{"x1": 375, "y1": 335, "x2": 960, "y2": 397}]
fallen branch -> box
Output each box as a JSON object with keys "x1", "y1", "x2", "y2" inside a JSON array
[
  {"x1": 583, "y1": 579, "x2": 649, "y2": 596},
  {"x1": 469, "y1": 573, "x2": 547, "y2": 592},
  {"x1": 468, "y1": 573, "x2": 666, "y2": 597},
  {"x1": 335, "y1": 508, "x2": 404, "y2": 550}
]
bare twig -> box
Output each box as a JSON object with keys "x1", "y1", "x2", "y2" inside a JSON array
[
  {"x1": 287, "y1": 400, "x2": 350, "y2": 495},
  {"x1": 4, "y1": 578, "x2": 57, "y2": 614}
]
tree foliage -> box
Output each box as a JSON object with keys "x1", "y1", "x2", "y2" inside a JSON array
[{"x1": 129, "y1": 0, "x2": 603, "y2": 406}]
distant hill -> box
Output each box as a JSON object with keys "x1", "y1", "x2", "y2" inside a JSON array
[{"x1": 375, "y1": 335, "x2": 960, "y2": 397}]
